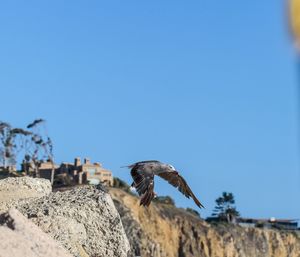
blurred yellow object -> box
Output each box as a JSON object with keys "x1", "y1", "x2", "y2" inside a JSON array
[{"x1": 290, "y1": 0, "x2": 300, "y2": 50}]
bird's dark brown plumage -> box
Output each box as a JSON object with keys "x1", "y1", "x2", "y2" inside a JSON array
[
  {"x1": 157, "y1": 171, "x2": 204, "y2": 208},
  {"x1": 126, "y1": 160, "x2": 204, "y2": 208}
]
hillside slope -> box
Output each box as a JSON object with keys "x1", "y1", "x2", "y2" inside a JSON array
[{"x1": 110, "y1": 188, "x2": 300, "y2": 257}]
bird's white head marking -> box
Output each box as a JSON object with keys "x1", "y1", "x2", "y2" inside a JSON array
[
  {"x1": 130, "y1": 186, "x2": 136, "y2": 192},
  {"x1": 168, "y1": 164, "x2": 176, "y2": 171}
]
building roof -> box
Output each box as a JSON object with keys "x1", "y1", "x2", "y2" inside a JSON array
[{"x1": 238, "y1": 217, "x2": 298, "y2": 223}]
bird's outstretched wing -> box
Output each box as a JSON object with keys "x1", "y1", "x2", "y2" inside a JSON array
[
  {"x1": 130, "y1": 165, "x2": 155, "y2": 207},
  {"x1": 123, "y1": 160, "x2": 160, "y2": 169},
  {"x1": 157, "y1": 171, "x2": 204, "y2": 208}
]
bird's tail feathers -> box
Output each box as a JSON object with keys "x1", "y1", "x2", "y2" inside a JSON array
[{"x1": 120, "y1": 164, "x2": 135, "y2": 169}]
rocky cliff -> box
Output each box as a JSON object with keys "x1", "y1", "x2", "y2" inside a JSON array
[
  {"x1": 0, "y1": 208, "x2": 73, "y2": 257},
  {"x1": 0, "y1": 177, "x2": 130, "y2": 257},
  {"x1": 110, "y1": 188, "x2": 300, "y2": 257},
  {"x1": 0, "y1": 177, "x2": 299, "y2": 257}
]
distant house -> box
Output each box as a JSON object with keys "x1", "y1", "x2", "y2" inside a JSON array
[
  {"x1": 22, "y1": 157, "x2": 113, "y2": 187},
  {"x1": 206, "y1": 216, "x2": 299, "y2": 230},
  {"x1": 21, "y1": 159, "x2": 58, "y2": 181},
  {"x1": 0, "y1": 165, "x2": 17, "y2": 172},
  {"x1": 0, "y1": 165, "x2": 18, "y2": 179},
  {"x1": 59, "y1": 157, "x2": 113, "y2": 186},
  {"x1": 237, "y1": 217, "x2": 298, "y2": 230}
]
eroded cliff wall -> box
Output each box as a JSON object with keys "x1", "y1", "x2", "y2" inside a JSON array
[{"x1": 110, "y1": 188, "x2": 300, "y2": 257}]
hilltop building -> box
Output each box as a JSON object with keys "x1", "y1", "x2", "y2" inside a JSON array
[
  {"x1": 0, "y1": 165, "x2": 17, "y2": 172},
  {"x1": 206, "y1": 216, "x2": 298, "y2": 230},
  {"x1": 237, "y1": 217, "x2": 298, "y2": 230},
  {"x1": 22, "y1": 157, "x2": 113, "y2": 187},
  {"x1": 22, "y1": 160, "x2": 59, "y2": 181},
  {"x1": 59, "y1": 157, "x2": 113, "y2": 186}
]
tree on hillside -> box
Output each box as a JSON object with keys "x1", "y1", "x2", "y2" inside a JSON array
[
  {"x1": 0, "y1": 119, "x2": 54, "y2": 183},
  {"x1": 25, "y1": 119, "x2": 54, "y2": 180},
  {"x1": 212, "y1": 192, "x2": 240, "y2": 223},
  {"x1": 0, "y1": 122, "x2": 32, "y2": 170}
]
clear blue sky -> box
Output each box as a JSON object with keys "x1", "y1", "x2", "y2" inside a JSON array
[{"x1": 0, "y1": 0, "x2": 299, "y2": 219}]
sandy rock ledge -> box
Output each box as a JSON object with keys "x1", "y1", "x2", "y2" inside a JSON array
[
  {"x1": 0, "y1": 177, "x2": 130, "y2": 257},
  {"x1": 0, "y1": 208, "x2": 73, "y2": 257}
]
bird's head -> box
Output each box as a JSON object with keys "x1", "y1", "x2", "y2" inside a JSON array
[{"x1": 164, "y1": 163, "x2": 178, "y2": 173}]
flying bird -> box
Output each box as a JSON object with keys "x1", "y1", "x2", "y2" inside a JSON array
[{"x1": 123, "y1": 160, "x2": 204, "y2": 208}]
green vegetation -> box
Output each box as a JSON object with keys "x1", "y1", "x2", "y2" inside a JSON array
[
  {"x1": 0, "y1": 119, "x2": 54, "y2": 180},
  {"x1": 186, "y1": 207, "x2": 200, "y2": 218},
  {"x1": 113, "y1": 177, "x2": 131, "y2": 191},
  {"x1": 153, "y1": 196, "x2": 175, "y2": 206},
  {"x1": 112, "y1": 177, "x2": 137, "y2": 196},
  {"x1": 53, "y1": 174, "x2": 75, "y2": 187},
  {"x1": 212, "y1": 192, "x2": 240, "y2": 222}
]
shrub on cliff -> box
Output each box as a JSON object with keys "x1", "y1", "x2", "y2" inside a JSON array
[
  {"x1": 186, "y1": 207, "x2": 200, "y2": 218},
  {"x1": 153, "y1": 196, "x2": 175, "y2": 206},
  {"x1": 53, "y1": 174, "x2": 75, "y2": 188},
  {"x1": 113, "y1": 177, "x2": 130, "y2": 190}
]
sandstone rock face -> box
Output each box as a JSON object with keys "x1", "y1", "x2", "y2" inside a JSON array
[
  {"x1": 0, "y1": 208, "x2": 73, "y2": 257},
  {"x1": 17, "y1": 185, "x2": 130, "y2": 257},
  {"x1": 0, "y1": 177, "x2": 130, "y2": 257},
  {"x1": 110, "y1": 188, "x2": 300, "y2": 257},
  {"x1": 0, "y1": 177, "x2": 51, "y2": 204}
]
